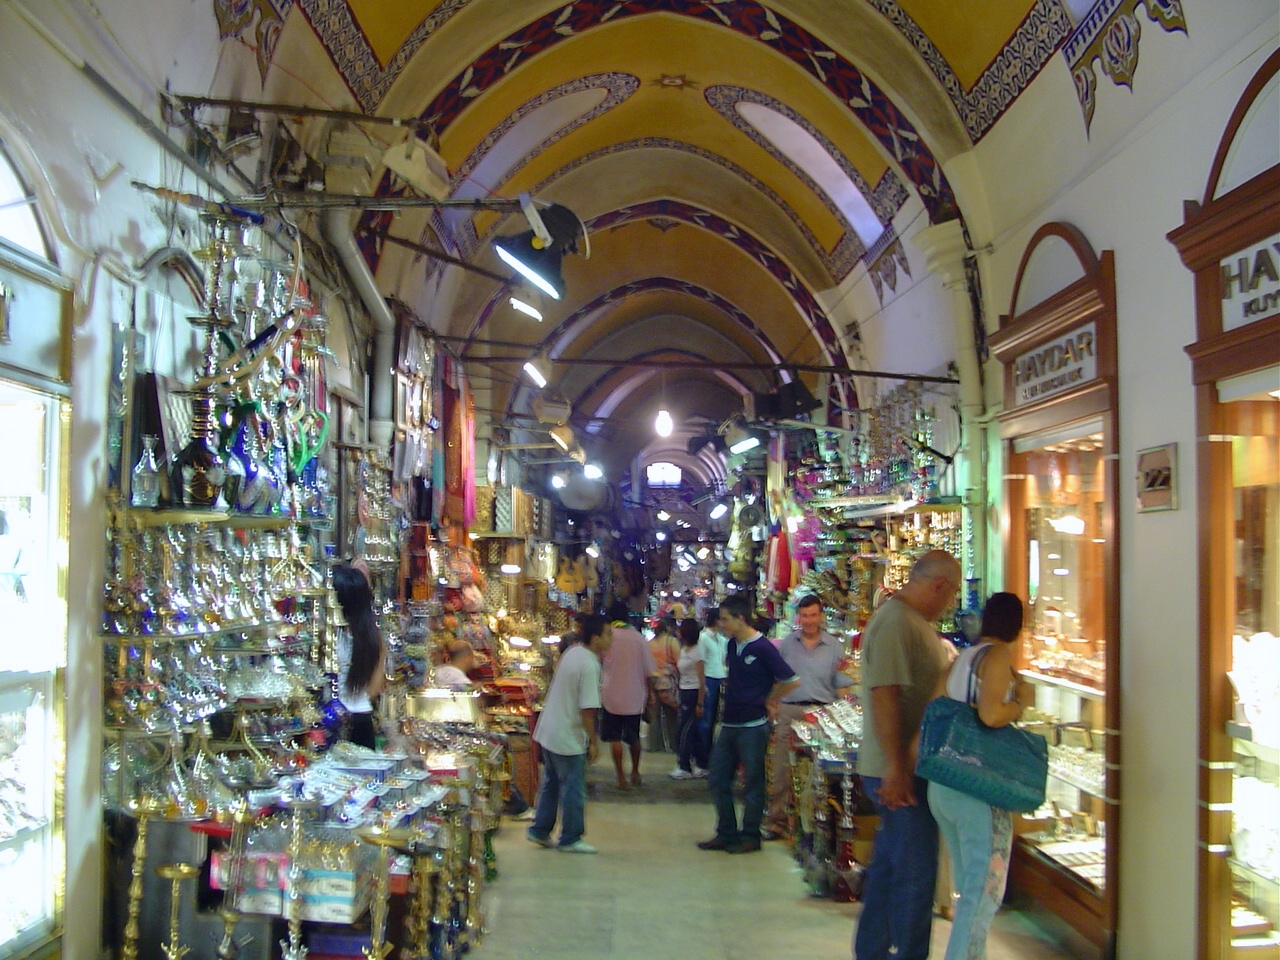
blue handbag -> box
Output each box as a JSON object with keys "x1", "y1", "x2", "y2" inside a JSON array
[{"x1": 915, "y1": 647, "x2": 1049, "y2": 813}]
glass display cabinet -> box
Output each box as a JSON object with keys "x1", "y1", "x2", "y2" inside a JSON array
[
  {"x1": 988, "y1": 222, "x2": 1120, "y2": 954},
  {"x1": 1169, "y1": 47, "x2": 1280, "y2": 959}
]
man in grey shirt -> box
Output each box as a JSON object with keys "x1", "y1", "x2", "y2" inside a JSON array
[{"x1": 763, "y1": 595, "x2": 855, "y2": 839}]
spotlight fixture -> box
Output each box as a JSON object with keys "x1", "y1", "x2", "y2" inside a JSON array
[
  {"x1": 550, "y1": 473, "x2": 567, "y2": 490},
  {"x1": 492, "y1": 196, "x2": 586, "y2": 300},
  {"x1": 654, "y1": 408, "x2": 673, "y2": 437},
  {"x1": 655, "y1": 529, "x2": 668, "y2": 542},
  {"x1": 509, "y1": 296, "x2": 543, "y2": 320},
  {"x1": 709, "y1": 501, "x2": 729, "y2": 520},
  {"x1": 583, "y1": 463, "x2": 604, "y2": 480},
  {"x1": 522, "y1": 358, "x2": 548, "y2": 389},
  {"x1": 696, "y1": 546, "x2": 710, "y2": 560},
  {"x1": 548, "y1": 424, "x2": 574, "y2": 452},
  {"x1": 656, "y1": 509, "x2": 671, "y2": 522},
  {"x1": 725, "y1": 420, "x2": 762, "y2": 455},
  {"x1": 585, "y1": 543, "x2": 600, "y2": 558}
]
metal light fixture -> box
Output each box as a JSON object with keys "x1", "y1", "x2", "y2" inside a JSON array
[
  {"x1": 522, "y1": 357, "x2": 548, "y2": 389},
  {"x1": 492, "y1": 196, "x2": 586, "y2": 300},
  {"x1": 725, "y1": 420, "x2": 762, "y2": 455},
  {"x1": 549, "y1": 424, "x2": 574, "y2": 452},
  {"x1": 509, "y1": 296, "x2": 543, "y2": 320}
]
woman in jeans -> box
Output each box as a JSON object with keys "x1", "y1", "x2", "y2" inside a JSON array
[
  {"x1": 928, "y1": 592, "x2": 1034, "y2": 960},
  {"x1": 669, "y1": 618, "x2": 708, "y2": 779}
]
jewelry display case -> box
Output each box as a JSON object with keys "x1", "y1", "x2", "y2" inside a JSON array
[
  {"x1": 1168, "y1": 47, "x2": 1280, "y2": 959},
  {"x1": 989, "y1": 223, "x2": 1120, "y2": 954}
]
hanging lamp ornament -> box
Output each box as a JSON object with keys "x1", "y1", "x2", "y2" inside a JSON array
[{"x1": 655, "y1": 408, "x2": 674, "y2": 437}]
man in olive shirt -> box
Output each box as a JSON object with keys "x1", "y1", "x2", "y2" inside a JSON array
[{"x1": 853, "y1": 550, "x2": 960, "y2": 960}]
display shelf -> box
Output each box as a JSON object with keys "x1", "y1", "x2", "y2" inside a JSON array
[
  {"x1": 1230, "y1": 721, "x2": 1280, "y2": 763},
  {"x1": 100, "y1": 621, "x2": 294, "y2": 643},
  {"x1": 125, "y1": 507, "x2": 295, "y2": 529},
  {"x1": 1023, "y1": 670, "x2": 1105, "y2": 702},
  {"x1": 1047, "y1": 764, "x2": 1106, "y2": 798},
  {"x1": 1232, "y1": 858, "x2": 1280, "y2": 890}
]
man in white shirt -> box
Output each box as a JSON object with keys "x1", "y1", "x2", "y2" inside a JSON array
[{"x1": 529, "y1": 614, "x2": 612, "y2": 854}]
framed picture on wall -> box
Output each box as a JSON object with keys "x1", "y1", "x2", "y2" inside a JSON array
[{"x1": 1136, "y1": 442, "x2": 1177, "y2": 513}]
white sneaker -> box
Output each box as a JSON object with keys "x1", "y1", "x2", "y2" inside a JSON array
[
  {"x1": 669, "y1": 768, "x2": 694, "y2": 780},
  {"x1": 558, "y1": 840, "x2": 597, "y2": 854},
  {"x1": 526, "y1": 831, "x2": 554, "y2": 848},
  {"x1": 692, "y1": 766, "x2": 708, "y2": 779}
]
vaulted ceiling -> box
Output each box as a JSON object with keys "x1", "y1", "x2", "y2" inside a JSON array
[{"x1": 230, "y1": 0, "x2": 1078, "y2": 486}]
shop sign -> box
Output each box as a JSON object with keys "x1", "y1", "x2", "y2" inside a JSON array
[
  {"x1": 1012, "y1": 323, "x2": 1097, "y2": 408},
  {"x1": 1221, "y1": 232, "x2": 1280, "y2": 332}
]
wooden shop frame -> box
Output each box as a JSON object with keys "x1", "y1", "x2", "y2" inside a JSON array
[
  {"x1": 1167, "y1": 47, "x2": 1280, "y2": 960},
  {"x1": 988, "y1": 222, "x2": 1121, "y2": 957}
]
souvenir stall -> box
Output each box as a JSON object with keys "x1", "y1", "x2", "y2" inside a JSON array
[
  {"x1": 1168, "y1": 49, "x2": 1280, "y2": 959},
  {"x1": 987, "y1": 223, "x2": 1121, "y2": 952},
  {"x1": 97, "y1": 213, "x2": 508, "y2": 959}
]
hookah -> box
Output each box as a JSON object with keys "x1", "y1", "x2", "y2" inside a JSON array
[
  {"x1": 211, "y1": 773, "x2": 258, "y2": 960},
  {"x1": 156, "y1": 862, "x2": 201, "y2": 960},
  {"x1": 402, "y1": 833, "x2": 443, "y2": 960},
  {"x1": 120, "y1": 794, "x2": 161, "y2": 960},
  {"x1": 830, "y1": 759, "x2": 864, "y2": 902},
  {"x1": 356, "y1": 825, "x2": 414, "y2": 959},
  {"x1": 277, "y1": 791, "x2": 320, "y2": 960}
]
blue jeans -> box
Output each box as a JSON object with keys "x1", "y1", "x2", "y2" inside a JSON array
[
  {"x1": 676, "y1": 688, "x2": 709, "y2": 772},
  {"x1": 703, "y1": 678, "x2": 723, "y2": 758},
  {"x1": 853, "y1": 775, "x2": 939, "y2": 960},
  {"x1": 707, "y1": 723, "x2": 770, "y2": 843},
  {"x1": 529, "y1": 749, "x2": 587, "y2": 847},
  {"x1": 928, "y1": 781, "x2": 1013, "y2": 960}
]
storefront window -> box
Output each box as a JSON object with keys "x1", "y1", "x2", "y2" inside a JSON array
[
  {"x1": 1012, "y1": 428, "x2": 1109, "y2": 892},
  {"x1": 1226, "y1": 416, "x2": 1279, "y2": 945}
]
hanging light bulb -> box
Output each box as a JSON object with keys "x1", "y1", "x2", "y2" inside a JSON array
[{"x1": 655, "y1": 408, "x2": 674, "y2": 437}]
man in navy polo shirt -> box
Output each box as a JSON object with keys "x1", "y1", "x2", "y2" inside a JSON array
[{"x1": 697, "y1": 594, "x2": 799, "y2": 854}]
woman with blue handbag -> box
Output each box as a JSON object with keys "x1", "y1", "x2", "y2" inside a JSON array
[{"x1": 928, "y1": 592, "x2": 1034, "y2": 960}]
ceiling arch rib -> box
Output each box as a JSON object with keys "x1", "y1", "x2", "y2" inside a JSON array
[
  {"x1": 436, "y1": 72, "x2": 639, "y2": 250},
  {"x1": 528, "y1": 137, "x2": 847, "y2": 278},
  {"x1": 705, "y1": 85, "x2": 909, "y2": 248},
  {"x1": 463, "y1": 202, "x2": 845, "y2": 371}
]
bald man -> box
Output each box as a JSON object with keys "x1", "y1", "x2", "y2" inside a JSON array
[
  {"x1": 853, "y1": 549, "x2": 961, "y2": 960},
  {"x1": 435, "y1": 640, "x2": 477, "y2": 691}
]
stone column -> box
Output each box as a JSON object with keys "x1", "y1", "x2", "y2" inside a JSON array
[{"x1": 913, "y1": 219, "x2": 987, "y2": 595}]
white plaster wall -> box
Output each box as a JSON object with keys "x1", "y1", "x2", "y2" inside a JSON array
[{"x1": 955, "y1": 4, "x2": 1279, "y2": 956}]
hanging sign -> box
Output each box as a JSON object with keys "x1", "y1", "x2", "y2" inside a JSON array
[
  {"x1": 1221, "y1": 233, "x2": 1280, "y2": 332},
  {"x1": 1012, "y1": 322, "x2": 1097, "y2": 408}
]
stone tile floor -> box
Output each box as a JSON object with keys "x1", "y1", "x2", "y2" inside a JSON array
[{"x1": 471, "y1": 752, "x2": 1097, "y2": 960}]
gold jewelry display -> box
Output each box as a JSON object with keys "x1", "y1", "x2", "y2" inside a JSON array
[{"x1": 277, "y1": 793, "x2": 320, "y2": 960}]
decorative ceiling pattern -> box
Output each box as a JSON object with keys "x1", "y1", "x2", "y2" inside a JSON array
[
  {"x1": 408, "y1": 1, "x2": 956, "y2": 220},
  {"x1": 867, "y1": 0, "x2": 1073, "y2": 141}
]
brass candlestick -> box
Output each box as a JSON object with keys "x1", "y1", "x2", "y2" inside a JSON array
[
  {"x1": 156, "y1": 862, "x2": 200, "y2": 960},
  {"x1": 356, "y1": 826, "x2": 412, "y2": 959},
  {"x1": 277, "y1": 794, "x2": 319, "y2": 960}
]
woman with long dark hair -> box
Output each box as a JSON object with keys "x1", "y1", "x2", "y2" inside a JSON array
[
  {"x1": 332, "y1": 560, "x2": 386, "y2": 749},
  {"x1": 669, "y1": 617, "x2": 708, "y2": 779}
]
